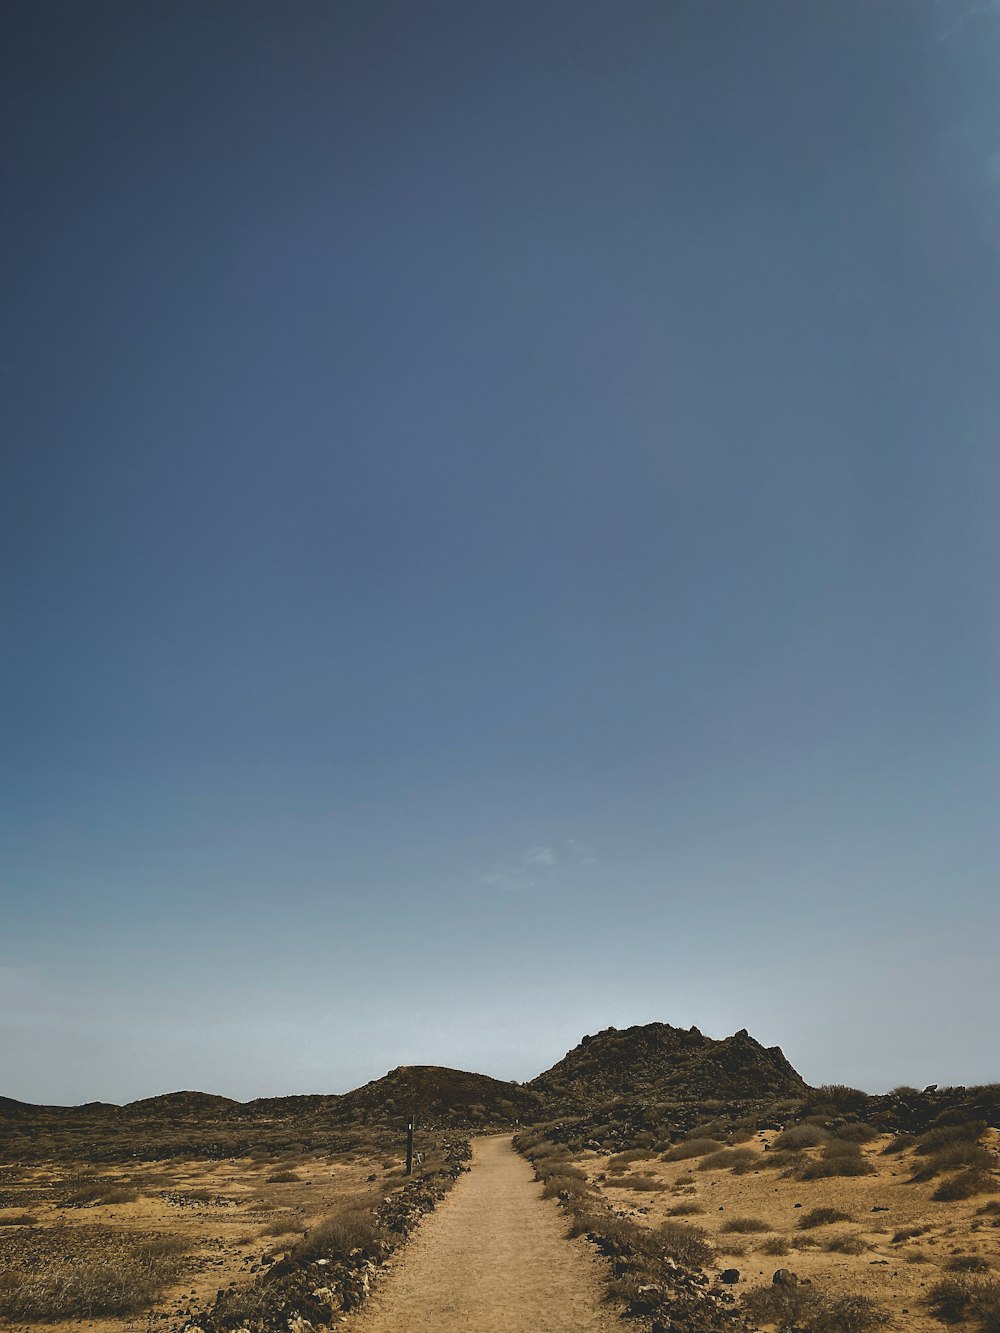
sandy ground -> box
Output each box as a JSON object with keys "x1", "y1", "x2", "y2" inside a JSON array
[
  {"x1": 349, "y1": 1135, "x2": 619, "y2": 1333},
  {"x1": 0, "y1": 1151, "x2": 394, "y2": 1333},
  {"x1": 576, "y1": 1129, "x2": 1000, "y2": 1332}
]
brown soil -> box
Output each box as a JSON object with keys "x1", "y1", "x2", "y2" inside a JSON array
[
  {"x1": 349, "y1": 1135, "x2": 619, "y2": 1333},
  {"x1": 578, "y1": 1128, "x2": 1000, "y2": 1332},
  {"x1": 0, "y1": 1151, "x2": 394, "y2": 1333}
]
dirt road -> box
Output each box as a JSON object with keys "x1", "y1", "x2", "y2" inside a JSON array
[{"x1": 350, "y1": 1134, "x2": 617, "y2": 1333}]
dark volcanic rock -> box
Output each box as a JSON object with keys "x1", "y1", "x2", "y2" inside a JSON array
[
  {"x1": 332, "y1": 1064, "x2": 543, "y2": 1128},
  {"x1": 121, "y1": 1091, "x2": 240, "y2": 1118},
  {"x1": 530, "y1": 1022, "x2": 807, "y2": 1116}
]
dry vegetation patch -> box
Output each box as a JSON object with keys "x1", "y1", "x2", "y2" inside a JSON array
[
  {"x1": 0, "y1": 1224, "x2": 188, "y2": 1320},
  {"x1": 0, "y1": 1141, "x2": 415, "y2": 1332},
  {"x1": 527, "y1": 1120, "x2": 1000, "y2": 1333},
  {"x1": 742, "y1": 1283, "x2": 891, "y2": 1333}
]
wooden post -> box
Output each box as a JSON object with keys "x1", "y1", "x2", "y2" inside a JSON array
[{"x1": 405, "y1": 1116, "x2": 414, "y2": 1176}]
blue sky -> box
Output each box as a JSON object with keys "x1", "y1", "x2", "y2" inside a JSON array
[{"x1": 2, "y1": 1, "x2": 998, "y2": 1105}]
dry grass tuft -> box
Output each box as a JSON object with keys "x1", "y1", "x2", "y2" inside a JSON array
[
  {"x1": 657, "y1": 1218, "x2": 714, "y2": 1266},
  {"x1": 773, "y1": 1123, "x2": 829, "y2": 1150},
  {"x1": 932, "y1": 1168, "x2": 996, "y2": 1202},
  {"x1": 824, "y1": 1231, "x2": 868, "y2": 1254},
  {"x1": 0, "y1": 1230, "x2": 187, "y2": 1320},
  {"x1": 719, "y1": 1215, "x2": 770, "y2": 1234},
  {"x1": 760, "y1": 1234, "x2": 791, "y2": 1255},
  {"x1": 743, "y1": 1283, "x2": 890, "y2": 1333},
  {"x1": 293, "y1": 1202, "x2": 383, "y2": 1260},
  {"x1": 798, "y1": 1206, "x2": 854, "y2": 1229},
  {"x1": 926, "y1": 1275, "x2": 1000, "y2": 1327},
  {"x1": 946, "y1": 1255, "x2": 992, "y2": 1274},
  {"x1": 697, "y1": 1147, "x2": 758, "y2": 1173},
  {"x1": 799, "y1": 1141, "x2": 876, "y2": 1180},
  {"x1": 662, "y1": 1138, "x2": 723, "y2": 1161}
]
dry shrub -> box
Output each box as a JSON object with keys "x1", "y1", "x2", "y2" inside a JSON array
[
  {"x1": 759, "y1": 1148, "x2": 805, "y2": 1173},
  {"x1": 761, "y1": 1235, "x2": 790, "y2": 1255},
  {"x1": 657, "y1": 1219, "x2": 714, "y2": 1267},
  {"x1": 619, "y1": 1174, "x2": 667, "y2": 1192},
  {"x1": 259, "y1": 1215, "x2": 305, "y2": 1237},
  {"x1": 811, "y1": 1085, "x2": 872, "y2": 1114},
  {"x1": 799, "y1": 1207, "x2": 853, "y2": 1229},
  {"x1": 720, "y1": 1216, "x2": 770, "y2": 1234},
  {"x1": 663, "y1": 1138, "x2": 722, "y2": 1161},
  {"x1": 825, "y1": 1231, "x2": 867, "y2": 1254},
  {"x1": 727, "y1": 1128, "x2": 755, "y2": 1144},
  {"x1": 912, "y1": 1143, "x2": 995, "y2": 1181},
  {"x1": 774, "y1": 1123, "x2": 829, "y2": 1150},
  {"x1": 541, "y1": 1171, "x2": 591, "y2": 1201},
  {"x1": 294, "y1": 1203, "x2": 382, "y2": 1260},
  {"x1": 835, "y1": 1122, "x2": 879, "y2": 1144},
  {"x1": 803, "y1": 1294, "x2": 891, "y2": 1333},
  {"x1": 0, "y1": 1213, "x2": 37, "y2": 1226},
  {"x1": 926, "y1": 1275, "x2": 1000, "y2": 1327},
  {"x1": 946, "y1": 1255, "x2": 992, "y2": 1274},
  {"x1": 932, "y1": 1168, "x2": 996, "y2": 1202},
  {"x1": 565, "y1": 1208, "x2": 605, "y2": 1239},
  {"x1": 743, "y1": 1283, "x2": 889, "y2": 1333},
  {"x1": 697, "y1": 1148, "x2": 757, "y2": 1173},
  {"x1": 799, "y1": 1142, "x2": 876, "y2": 1180},
  {"x1": 667, "y1": 1201, "x2": 705, "y2": 1216},
  {"x1": 607, "y1": 1148, "x2": 649, "y2": 1170},
  {"x1": 0, "y1": 1232, "x2": 186, "y2": 1320},
  {"x1": 933, "y1": 1142, "x2": 994, "y2": 1171},
  {"x1": 64, "y1": 1182, "x2": 140, "y2": 1207},
  {"x1": 916, "y1": 1121, "x2": 987, "y2": 1154},
  {"x1": 883, "y1": 1132, "x2": 916, "y2": 1155},
  {"x1": 266, "y1": 1170, "x2": 301, "y2": 1183},
  {"x1": 892, "y1": 1225, "x2": 927, "y2": 1243}
]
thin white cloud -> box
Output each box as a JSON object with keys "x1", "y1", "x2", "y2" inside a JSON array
[
  {"x1": 566, "y1": 838, "x2": 597, "y2": 865},
  {"x1": 480, "y1": 845, "x2": 557, "y2": 892},
  {"x1": 524, "y1": 846, "x2": 557, "y2": 867},
  {"x1": 938, "y1": 0, "x2": 1000, "y2": 41},
  {"x1": 480, "y1": 840, "x2": 596, "y2": 892}
]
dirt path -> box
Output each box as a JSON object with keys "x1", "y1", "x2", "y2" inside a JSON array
[{"x1": 350, "y1": 1134, "x2": 618, "y2": 1333}]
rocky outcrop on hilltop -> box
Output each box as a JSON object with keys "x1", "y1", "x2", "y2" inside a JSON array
[
  {"x1": 531, "y1": 1022, "x2": 807, "y2": 1114},
  {"x1": 0, "y1": 1066, "x2": 541, "y2": 1163},
  {"x1": 527, "y1": 1023, "x2": 808, "y2": 1151},
  {"x1": 332, "y1": 1064, "x2": 543, "y2": 1128},
  {"x1": 796, "y1": 1080, "x2": 1000, "y2": 1136},
  {"x1": 120, "y1": 1091, "x2": 241, "y2": 1118}
]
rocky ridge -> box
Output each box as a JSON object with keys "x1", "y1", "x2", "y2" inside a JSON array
[
  {"x1": 531, "y1": 1023, "x2": 806, "y2": 1111},
  {"x1": 1, "y1": 1023, "x2": 810, "y2": 1163}
]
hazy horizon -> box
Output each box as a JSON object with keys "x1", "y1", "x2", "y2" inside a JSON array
[
  {"x1": 3, "y1": 1010, "x2": 990, "y2": 1111},
  {"x1": 4, "y1": 1, "x2": 999, "y2": 1108}
]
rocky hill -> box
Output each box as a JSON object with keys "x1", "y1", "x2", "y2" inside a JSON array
[
  {"x1": 531, "y1": 1022, "x2": 807, "y2": 1112},
  {"x1": 0, "y1": 1021, "x2": 809, "y2": 1160},
  {"x1": 119, "y1": 1091, "x2": 240, "y2": 1118},
  {"x1": 332, "y1": 1065, "x2": 543, "y2": 1127}
]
